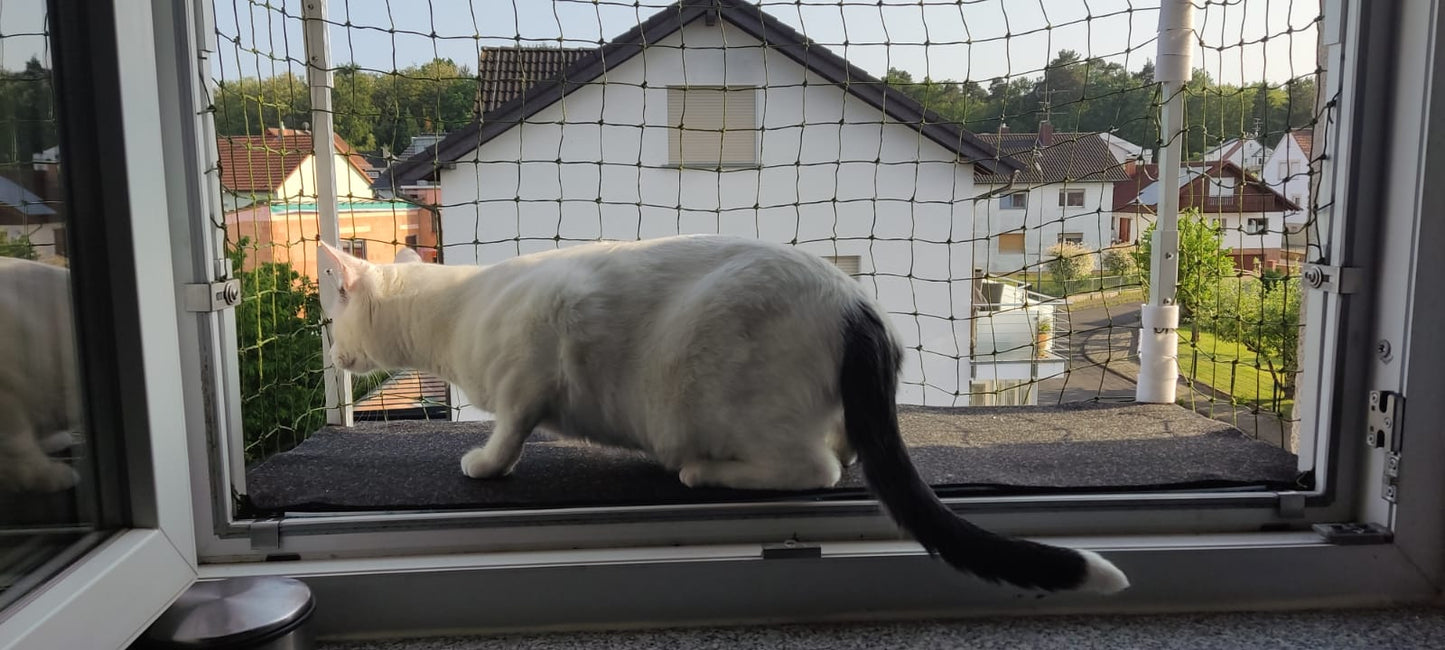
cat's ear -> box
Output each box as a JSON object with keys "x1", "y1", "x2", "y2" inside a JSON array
[
  {"x1": 393, "y1": 247, "x2": 422, "y2": 264},
  {"x1": 318, "y1": 240, "x2": 369, "y2": 304}
]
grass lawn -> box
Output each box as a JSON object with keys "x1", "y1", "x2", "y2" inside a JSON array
[{"x1": 1176, "y1": 329, "x2": 1294, "y2": 418}]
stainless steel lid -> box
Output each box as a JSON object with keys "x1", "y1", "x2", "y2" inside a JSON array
[{"x1": 143, "y1": 577, "x2": 314, "y2": 648}]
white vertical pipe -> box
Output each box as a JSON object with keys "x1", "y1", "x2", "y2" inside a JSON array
[
  {"x1": 302, "y1": 0, "x2": 352, "y2": 426},
  {"x1": 1137, "y1": 0, "x2": 1193, "y2": 403}
]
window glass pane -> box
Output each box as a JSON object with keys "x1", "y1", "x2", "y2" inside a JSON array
[{"x1": 0, "y1": 0, "x2": 100, "y2": 609}]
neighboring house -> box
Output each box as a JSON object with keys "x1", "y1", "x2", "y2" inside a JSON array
[
  {"x1": 1203, "y1": 137, "x2": 1272, "y2": 174},
  {"x1": 1115, "y1": 160, "x2": 1301, "y2": 271},
  {"x1": 221, "y1": 129, "x2": 441, "y2": 277},
  {"x1": 1261, "y1": 129, "x2": 1314, "y2": 250},
  {"x1": 0, "y1": 174, "x2": 63, "y2": 260},
  {"x1": 1099, "y1": 132, "x2": 1148, "y2": 164},
  {"x1": 217, "y1": 128, "x2": 376, "y2": 211},
  {"x1": 973, "y1": 124, "x2": 1132, "y2": 274},
  {"x1": 380, "y1": 0, "x2": 1070, "y2": 409},
  {"x1": 227, "y1": 200, "x2": 440, "y2": 279}
]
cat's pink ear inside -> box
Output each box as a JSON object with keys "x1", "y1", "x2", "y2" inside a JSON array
[{"x1": 318, "y1": 240, "x2": 367, "y2": 298}]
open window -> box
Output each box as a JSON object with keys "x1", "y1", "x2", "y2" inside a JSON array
[{"x1": 156, "y1": 0, "x2": 1445, "y2": 634}]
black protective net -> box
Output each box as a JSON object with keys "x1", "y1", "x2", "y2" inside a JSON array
[{"x1": 210, "y1": 0, "x2": 1326, "y2": 464}]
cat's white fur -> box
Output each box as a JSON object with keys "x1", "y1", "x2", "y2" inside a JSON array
[
  {"x1": 0, "y1": 257, "x2": 82, "y2": 493},
  {"x1": 322, "y1": 236, "x2": 860, "y2": 490},
  {"x1": 317, "y1": 235, "x2": 1127, "y2": 594}
]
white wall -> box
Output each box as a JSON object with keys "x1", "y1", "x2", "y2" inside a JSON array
[
  {"x1": 439, "y1": 18, "x2": 980, "y2": 413},
  {"x1": 972, "y1": 181, "x2": 1114, "y2": 275},
  {"x1": 1263, "y1": 134, "x2": 1311, "y2": 226},
  {"x1": 279, "y1": 154, "x2": 375, "y2": 203},
  {"x1": 1209, "y1": 211, "x2": 1285, "y2": 252}
]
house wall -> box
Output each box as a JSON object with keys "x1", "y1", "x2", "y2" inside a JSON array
[
  {"x1": 973, "y1": 182, "x2": 1114, "y2": 274},
  {"x1": 226, "y1": 204, "x2": 435, "y2": 280},
  {"x1": 438, "y1": 18, "x2": 979, "y2": 412},
  {"x1": 278, "y1": 154, "x2": 376, "y2": 203},
  {"x1": 1, "y1": 222, "x2": 66, "y2": 260}
]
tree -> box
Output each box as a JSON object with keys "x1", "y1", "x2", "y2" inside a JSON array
[
  {"x1": 1046, "y1": 241, "x2": 1095, "y2": 288},
  {"x1": 1132, "y1": 211, "x2": 1236, "y2": 340},
  {"x1": 1212, "y1": 275, "x2": 1303, "y2": 400},
  {"x1": 1102, "y1": 245, "x2": 1140, "y2": 282},
  {"x1": 0, "y1": 232, "x2": 38, "y2": 260},
  {"x1": 228, "y1": 239, "x2": 327, "y2": 461}
]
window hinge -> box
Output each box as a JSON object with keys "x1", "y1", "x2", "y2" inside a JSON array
[
  {"x1": 1276, "y1": 492, "x2": 1306, "y2": 519},
  {"x1": 183, "y1": 277, "x2": 242, "y2": 313},
  {"x1": 1301, "y1": 263, "x2": 1361, "y2": 294},
  {"x1": 761, "y1": 539, "x2": 821, "y2": 560},
  {"x1": 1367, "y1": 390, "x2": 1406, "y2": 503},
  {"x1": 249, "y1": 516, "x2": 282, "y2": 551}
]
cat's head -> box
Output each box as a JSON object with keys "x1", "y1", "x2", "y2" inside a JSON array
[{"x1": 317, "y1": 242, "x2": 423, "y2": 373}]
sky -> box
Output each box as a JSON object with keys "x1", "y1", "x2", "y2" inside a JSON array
[{"x1": 205, "y1": 0, "x2": 1323, "y2": 86}]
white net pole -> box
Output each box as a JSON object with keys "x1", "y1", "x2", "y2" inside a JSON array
[
  {"x1": 302, "y1": 0, "x2": 352, "y2": 426},
  {"x1": 1137, "y1": 0, "x2": 1192, "y2": 404}
]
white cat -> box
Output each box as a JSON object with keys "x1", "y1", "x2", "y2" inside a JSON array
[
  {"x1": 318, "y1": 236, "x2": 1128, "y2": 593},
  {"x1": 0, "y1": 257, "x2": 81, "y2": 493}
]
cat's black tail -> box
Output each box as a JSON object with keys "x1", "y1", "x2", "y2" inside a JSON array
[{"x1": 840, "y1": 302, "x2": 1129, "y2": 593}]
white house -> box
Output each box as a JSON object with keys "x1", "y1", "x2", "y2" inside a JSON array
[
  {"x1": 216, "y1": 128, "x2": 376, "y2": 212},
  {"x1": 1262, "y1": 129, "x2": 1313, "y2": 250},
  {"x1": 1099, "y1": 132, "x2": 1148, "y2": 164},
  {"x1": 1203, "y1": 137, "x2": 1272, "y2": 174},
  {"x1": 1115, "y1": 160, "x2": 1301, "y2": 271},
  {"x1": 379, "y1": 0, "x2": 1070, "y2": 412},
  {"x1": 972, "y1": 125, "x2": 1133, "y2": 275}
]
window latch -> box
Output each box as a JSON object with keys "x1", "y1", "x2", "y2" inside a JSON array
[
  {"x1": 761, "y1": 539, "x2": 821, "y2": 560},
  {"x1": 1367, "y1": 390, "x2": 1406, "y2": 503}
]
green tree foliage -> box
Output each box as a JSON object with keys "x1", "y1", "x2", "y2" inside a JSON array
[
  {"x1": 1131, "y1": 211, "x2": 1236, "y2": 336},
  {"x1": 1046, "y1": 241, "x2": 1095, "y2": 286},
  {"x1": 1102, "y1": 245, "x2": 1140, "y2": 281},
  {"x1": 213, "y1": 58, "x2": 476, "y2": 155},
  {"x1": 1211, "y1": 275, "x2": 1303, "y2": 397},
  {"x1": 0, "y1": 58, "x2": 59, "y2": 166},
  {"x1": 228, "y1": 239, "x2": 327, "y2": 461},
  {"x1": 887, "y1": 50, "x2": 1317, "y2": 158},
  {"x1": 0, "y1": 232, "x2": 38, "y2": 260}
]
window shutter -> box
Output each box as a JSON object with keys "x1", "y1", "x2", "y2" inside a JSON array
[{"x1": 668, "y1": 87, "x2": 756, "y2": 166}]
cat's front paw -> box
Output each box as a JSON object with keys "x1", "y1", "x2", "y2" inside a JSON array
[
  {"x1": 460, "y1": 448, "x2": 513, "y2": 479},
  {"x1": 0, "y1": 462, "x2": 80, "y2": 493}
]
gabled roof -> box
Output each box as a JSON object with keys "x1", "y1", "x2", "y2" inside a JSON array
[
  {"x1": 379, "y1": 0, "x2": 1015, "y2": 187},
  {"x1": 974, "y1": 131, "x2": 1131, "y2": 185},
  {"x1": 476, "y1": 46, "x2": 593, "y2": 116},
  {"x1": 1118, "y1": 160, "x2": 1300, "y2": 213},
  {"x1": 217, "y1": 129, "x2": 373, "y2": 193},
  {"x1": 1288, "y1": 129, "x2": 1313, "y2": 158}
]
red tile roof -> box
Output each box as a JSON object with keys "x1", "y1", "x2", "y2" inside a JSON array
[
  {"x1": 217, "y1": 129, "x2": 373, "y2": 193},
  {"x1": 1291, "y1": 129, "x2": 1313, "y2": 158}
]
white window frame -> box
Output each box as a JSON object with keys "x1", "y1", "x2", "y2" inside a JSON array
[
  {"x1": 1001, "y1": 191, "x2": 1028, "y2": 210},
  {"x1": 173, "y1": 0, "x2": 1445, "y2": 636},
  {"x1": 1246, "y1": 217, "x2": 1269, "y2": 234},
  {"x1": 1057, "y1": 232, "x2": 1085, "y2": 245},
  {"x1": 1, "y1": 2, "x2": 198, "y2": 647},
  {"x1": 1058, "y1": 188, "x2": 1086, "y2": 207}
]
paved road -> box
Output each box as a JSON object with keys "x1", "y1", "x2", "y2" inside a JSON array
[{"x1": 1036, "y1": 299, "x2": 1294, "y2": 450}]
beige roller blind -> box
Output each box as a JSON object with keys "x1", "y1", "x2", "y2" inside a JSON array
[{"x1": 667, "y1": 86, "x2": 757, "y2": 167}]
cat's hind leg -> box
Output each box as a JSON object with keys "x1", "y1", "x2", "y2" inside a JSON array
[
  {"x1": 679, "y1": 445, "x2": 842, "y2": 491},
  {"x1": 826, "y1": 412, "x2": 856, "y2": 468}
]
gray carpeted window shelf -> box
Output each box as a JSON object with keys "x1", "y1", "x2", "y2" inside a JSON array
[{"x1": 240, "y1": 402, "x2": 1305, "y2": 516}]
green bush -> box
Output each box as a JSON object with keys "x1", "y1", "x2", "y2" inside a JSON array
[
  {"x1": 1046, "y1": 241, "x2": 1095, "y2": 286},
  {"x1": 1132, "y1": 211, "x2": 1236, "y2": 334},
  {"x1": 1102, "y1": 246, "x2": 1140, "y2": 281},
  {"x1": 1208, "y1": 275, "x2": 1302, "y2": 398},
  {"x1": 0, "y1": 232, "x2": 38, "y2": 260}
]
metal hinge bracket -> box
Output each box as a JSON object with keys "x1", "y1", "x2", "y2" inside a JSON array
[
  {"x1": 1366, "y1": 390, "x2": 1405, "y2": 503},
  {"x1": 183, "y1": 278, "x2": 242, "y2": 312},
  {"x1": 1302, "y1": 264, "x2": 1362, "y2": 294}
]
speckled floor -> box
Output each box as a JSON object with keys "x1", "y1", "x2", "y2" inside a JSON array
[{"x1": 320, "y1": 606, "x2": 1445, "y2": 650}]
